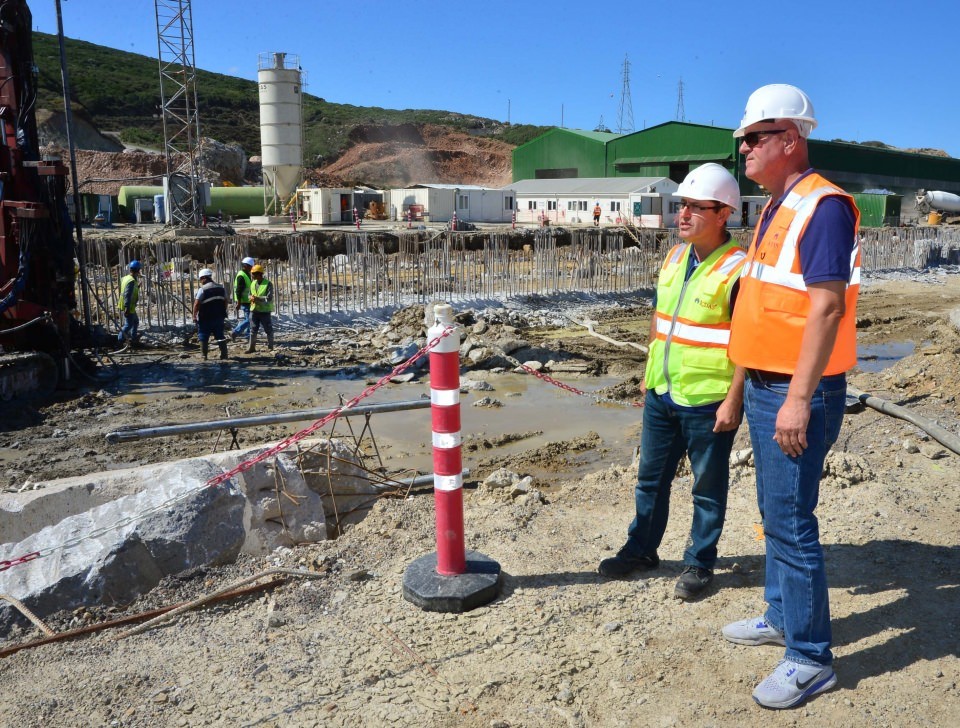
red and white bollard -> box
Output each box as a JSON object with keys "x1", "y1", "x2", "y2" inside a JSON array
[
  {"x1": 428, "y1": 303, "x2": 465, "y2": 574},
  {"x1": 402, "y1": 303, "x2": 502, "y2": 611},
  {"x1": 451, "y1": 211, "x2": 458, "y2": 232},
  {"x1": 354, "y1": 207, "x2": 361, "y2": 229},
  {"x1": 407, "y1": 208, "x2": 412, "y2": 229},
  {"x1": 512, "y1": 210, "x2": 516, "y2": 229}
]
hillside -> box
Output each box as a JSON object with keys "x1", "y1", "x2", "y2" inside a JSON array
[{"x1": 31, "y1": 32, "x2": 547, "y2": 188}]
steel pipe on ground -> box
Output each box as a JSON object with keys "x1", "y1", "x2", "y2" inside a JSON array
[
  {"x1": 105, "y1": 398, "x2": 431, "y2": 444},
  {"x1": 848, "y1": 386, "x2": 960, "y2": 457}
]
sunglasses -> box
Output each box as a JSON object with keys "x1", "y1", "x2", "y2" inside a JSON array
[
  {"x1": 678, "y1": 201, "x2": 724, "y2": 213},
  {"x1": 740, "y1": 129, "x2": 789, "y2": 148}
]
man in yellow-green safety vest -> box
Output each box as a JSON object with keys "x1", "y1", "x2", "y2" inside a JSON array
[
  {"x1": 598, "y1": 163, "x2": 746, "y2": 601},
  {"x1": 231, "y1": 256, "x2": 255, "y2": 341},
  {"x1": 245, "y1": 264, "x2": 274, "y2": 353},
  {"x1": 117, "y1": 259, "x2": 142, "y2": 346}
]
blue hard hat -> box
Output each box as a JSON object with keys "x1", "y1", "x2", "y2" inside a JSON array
[{"x1": 129, "y1": 260, "x2": 142, "y2": 270}]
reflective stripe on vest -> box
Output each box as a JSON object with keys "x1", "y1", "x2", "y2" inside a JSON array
[
  {"x1": 197, "y1": 282, "x2": 227, "y2": 321},
  {"x1": 729, "y1": 172, "x2": 861, "y2": 375},
  {"x1": 644, "y1": 240, "x2": 746, "y2": 407}
]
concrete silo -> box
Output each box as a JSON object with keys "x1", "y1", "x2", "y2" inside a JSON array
[{"x1": 255, "y1": 52, "x2": 302, "y2": 221}]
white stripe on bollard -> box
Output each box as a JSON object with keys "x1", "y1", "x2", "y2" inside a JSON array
[
  {"x1": 432, "y1": 431, "x2": 462, "y2": 449},
  {"x1": 431, "y1": 388, "x2": 460, "y2": 406},
  {"x1": 433, "y1": 473, "x2": 463, "y2": 492}
]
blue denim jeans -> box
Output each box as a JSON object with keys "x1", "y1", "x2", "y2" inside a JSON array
[
  {"x1": 232, "y1": 304, "x2": 251, "y2": 338},
  {"x1": 119, "y1": 312, "x2": 139, "y2": 343},
  {"x1": 622, "y1": 389, "x2": 737, "y2": 570},
  {"x1": 744, "y1": 374, "x2": 846, "y2": 667}
]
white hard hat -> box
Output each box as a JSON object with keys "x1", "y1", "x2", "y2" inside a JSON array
[
  {"x1": 734, "y1": 83, "x2": 817, "y2": 138},
  {"x1": 198, "y1": 268, "x2": 214, "y2": 279},
  {"x1": 675, "y1": 163, "x2": 741, "y2": 210},
  {"x1": 241, "y1": 256, "x2": 255, "y2": 267}
]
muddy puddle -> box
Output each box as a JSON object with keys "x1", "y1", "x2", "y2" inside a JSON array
[
  {"x1": 857, "y1": 341, "x2": 918, "y2": 373},
  {"x1": 113, "y1": 364, "x2": 643, "y2": 483}
]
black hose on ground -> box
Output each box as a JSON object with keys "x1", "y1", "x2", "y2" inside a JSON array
[{"x1": 847, "y1": 385, "x2": 960, "y2": 457}]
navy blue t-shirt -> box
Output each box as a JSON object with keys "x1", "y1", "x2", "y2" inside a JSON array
[{"x1": 756, "y1": 169, "x2": 856, "y2": 285}]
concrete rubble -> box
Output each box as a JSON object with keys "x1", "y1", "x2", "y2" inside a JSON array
[{"x1": 0, "y1": 438, "x2": 377, "y2": 634}]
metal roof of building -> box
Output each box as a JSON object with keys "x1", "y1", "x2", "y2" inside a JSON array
[
  {"x1": 404, "y1": 183, "x2": 502, "y2": 191},
  {"x1": 614, "y1": 153, "x2": 734, "y2": 165},
  {"x1": 555, "y1": 129, "x2": 623, "y2": 143},
  {"x1": 503, "y1": 177, "x2": 672, "y2": 195}
]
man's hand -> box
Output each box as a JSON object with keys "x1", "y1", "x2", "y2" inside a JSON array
[
  {"x1": 774, "y1": 395, "x2": 810, "y2": 456},
  {"x1": 714, "y1": 397, "x2": 742, "y2": 433}
]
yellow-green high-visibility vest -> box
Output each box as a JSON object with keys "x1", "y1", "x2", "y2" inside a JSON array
[
  {"x1": 644, "y1": 240, "x2": 746, "y2": 406},
  {"x1": 234, "y1": 269, "x2": 252, "y2": 304},
  {"x1": 118, "y1": 274, "x2": 140, "y2": 314},
  {"x1": 250, "y1": 278, "x2": 274, "y2": 313}
]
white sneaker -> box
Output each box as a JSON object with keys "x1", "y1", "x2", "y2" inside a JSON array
[
  {"x1": 752, "y1": 659, "x2": 837, "y2": 709},
  {"x1": 722, "y1": 616, "x2": 786, "y2": 646}
]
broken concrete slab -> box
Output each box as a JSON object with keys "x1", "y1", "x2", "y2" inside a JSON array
[
  {"x1": 0, "y1": 438, "x2": 381, "y2": 634},
  {"x1": 0, "y1": 439, "x2": 373, "y2": 548},
  {"x1": 0, "y1": 458, "x2": 246, "y2": 634},
  {"x1": 238, "y1": 451, "x2": 328, "y2": 554}
]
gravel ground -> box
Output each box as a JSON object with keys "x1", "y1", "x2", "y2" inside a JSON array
[{"x1": 1, "y1": 274, "x2": 959, "y2": 727}]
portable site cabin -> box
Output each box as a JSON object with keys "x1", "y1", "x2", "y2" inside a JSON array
[
  {"x1": 298, "y1": 188, "x2": 358, "y2": 224},
  {"x1": 852, "y1": 192, "x2": 902, "y2": 227},
  {"x1": 508, "y1": 177, "x2": 678, "y2": 227},
  {"x1": 384, "y1": 184, "x2": 516, "y2": 223}
]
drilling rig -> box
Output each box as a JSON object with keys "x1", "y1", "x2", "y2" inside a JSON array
[{"x1": 0, "y1": 0, "x2": 82, "y2": 398}]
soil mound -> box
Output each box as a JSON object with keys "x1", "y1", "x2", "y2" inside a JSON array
[{"x1": 316, "y1": 123, "x2": 512, "y2": 189}]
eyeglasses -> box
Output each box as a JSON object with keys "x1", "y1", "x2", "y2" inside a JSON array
[
  {"x1": 678, "y1": 200, "x2": 723, "y2": 213},
  {"x1": 740, "y1": 129, "x2": 788, "y2": 148}
]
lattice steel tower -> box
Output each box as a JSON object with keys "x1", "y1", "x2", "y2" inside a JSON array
[
  {"x1": 676, "y1": 78, "x2": 686, "y2": 122},
  {"x1": 154, "y1": 0, "x2": 203, "y2": 226},
  {"x1": 617, "y1": 55, "x2": 635, "y2": 134}
]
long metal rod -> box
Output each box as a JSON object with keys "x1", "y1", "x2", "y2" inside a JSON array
[
  {"x1": 55, "y1": 0, "x2": 92, "y2": 331},
  {"x1": 105, "y1": 398, "x2": 431, "y2": 444},
  {"x1": 0, "y1": 578, "x2": 283, "y2": 659}
]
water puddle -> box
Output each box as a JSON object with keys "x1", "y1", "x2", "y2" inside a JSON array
[
  {"x1": 857, "y1": 341, "x2": 916, "y2": 373},
  {"x1": 114, "y1": 365, "x2": 643, "y2": 481}
]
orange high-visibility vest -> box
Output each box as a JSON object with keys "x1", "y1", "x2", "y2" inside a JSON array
[{"x1": 728, "y1": 172, "x2": 861, "y2": 375}]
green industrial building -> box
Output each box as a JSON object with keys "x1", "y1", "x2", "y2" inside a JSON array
[{"x1": 513, "y1": 122, "x2": 960, "y2": 224}]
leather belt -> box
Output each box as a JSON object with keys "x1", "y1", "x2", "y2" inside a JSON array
[{"x1": 746, "y1": 368, "x2": 792, "y2": 383}]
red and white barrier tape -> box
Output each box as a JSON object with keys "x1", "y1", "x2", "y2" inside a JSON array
[
  {"x1": 476, "y1": 335, "x2": 644, "y2": 408},
  {"x1": 1, "y1": 326, "x2": 457, "y2": 575}
]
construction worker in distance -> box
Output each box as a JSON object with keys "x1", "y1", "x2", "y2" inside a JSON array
[
  {"x1": 193, "y1": 268, "x2": 229, "y2": 360},
  {"x1": 246, "y1": 264, "x2": 274, "y2": 353},
  {"x1": 231, "y1": 256, "x2": 255, "y2": 341},
  {"x1": 598, "y1": 163, "x2": 746, "y2": 603},
  {"x1": 117, "y1": 260, "x2": 143, "y2": 346},
  {"x1": 593, "y1": 202, "x2": 602, "y2": 226}
]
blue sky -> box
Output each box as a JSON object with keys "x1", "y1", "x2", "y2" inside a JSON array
[{"x1": 30, "y1": 0, "x2": 960, "y2": 156}]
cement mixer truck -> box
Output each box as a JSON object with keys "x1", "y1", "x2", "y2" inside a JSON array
[{"x1": 915, "y1": 189, "x2": 960, "y2": 222}]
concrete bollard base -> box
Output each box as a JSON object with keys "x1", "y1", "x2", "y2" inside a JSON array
[{"x1": 402, "y1": 550, "x2": 501, "y2": 613}]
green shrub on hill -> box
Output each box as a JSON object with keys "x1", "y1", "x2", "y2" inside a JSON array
[{"x1": 31, "y1": 32, "x2": 551, "y2": 163}]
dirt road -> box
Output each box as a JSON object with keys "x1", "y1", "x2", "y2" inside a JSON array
[{"x1": 0, "y1": 274, "x2": 958, "y2": 727}]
